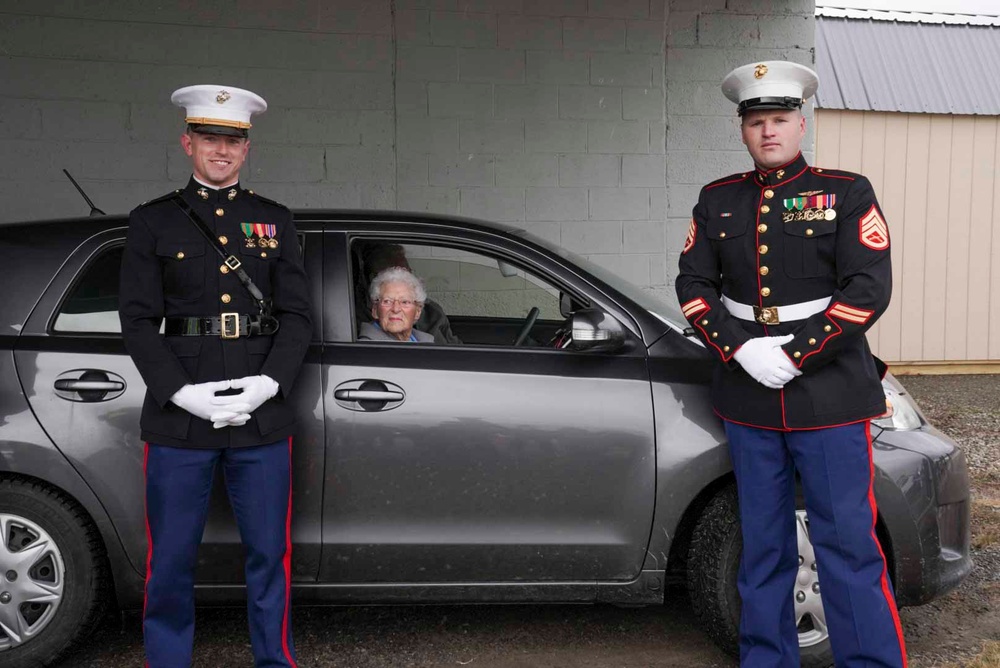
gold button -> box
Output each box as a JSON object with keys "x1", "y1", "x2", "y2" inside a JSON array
[
  {"x1": 719, "y1": 231, "x2": 727, "y2": 238},
  {"x1": 248, "y1": 189, "x2": 255, "y2": 195},
  {"x1": 758, "y1": 245, "x2": 768, "y2": 254},
  {"x1": 215, "y1": 208, "x2": 224, "y2": 217},
  {"x1": 760, "y1": 205, "x2": 770, "y2": 214},
  {"x1": 220, "y1": 264, "x2": 230, "y2": 274},
  {"x1": 760, "y1": 266, "x2": 769, "y2": 276},
  {"x1": 758, "y1": 223, "x2": 768, "y2": 233},
  {"x1": 175, "y1": 251, "x2": 185, "y2": 260},
  {"x1": 806, "y1": 229, "x2": 814, "y2": 236},
  {"x1": 793, "y1": 351, "x2": 801, "y2": 358},
  {"x1": 764, "y1": 189, "x2": 774, "y2": 199},
  {"x1": 824, "y1": 325, "x2": 832, "y2": 332},
  {"x1": 815, "y1": 168, "x2": 824, "y2": 173},
  {"x1": 261, "y1": 251, "x2": 268, "y2": 258},
  {"x1": 218, "y1": 235, "x2": 228, "y2": 245},
  {"x1": 808, "y1": 338, "x2": 817, "y2": 345},
  {"x1": 701, "y1": 319, "x2": 709, "y2": 326},
  {"x1": 711, "y1": 332, "x2": 719, "y2": 338},
  {"x1": 221, "y1": 294, "x2": 231, "y2": 304},
  {"x1": 761, "y1": 287, "x2": 771, "y2": 297},
  {"x1": 723, "y1": 345, "x2": 730, "y2": 352}
]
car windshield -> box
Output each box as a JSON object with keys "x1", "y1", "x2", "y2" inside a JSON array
[{"x1": 514, "y1": 228, "x2": 687, "y2": 330}]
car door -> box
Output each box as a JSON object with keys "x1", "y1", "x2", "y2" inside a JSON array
[
  {"x1": 318, "y1": 226, "x2": 656, "y2": 588},
  {"x1": 14, "y1": 226, "x2": 325, "y2": 583}
]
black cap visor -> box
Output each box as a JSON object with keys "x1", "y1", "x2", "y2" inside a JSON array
[
  {"x1": 737, "y1": 96, "x2": 804, "y2": 116},
  {"x1": 188, "y1": 123, "x2": 248, "y2": 138}
]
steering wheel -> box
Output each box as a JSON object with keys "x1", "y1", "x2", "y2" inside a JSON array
[{"x1": 512, "y1": 306, "x2": 540, "y2": 347}]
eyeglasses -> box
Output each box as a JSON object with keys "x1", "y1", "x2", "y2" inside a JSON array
[{"x1": 376, "y1": 297, "x2": 418, "y2": 309}]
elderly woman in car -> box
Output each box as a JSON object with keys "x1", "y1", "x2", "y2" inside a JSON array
[{"x1": 359, "y1": 267, "x2": 435, "y2": 343}]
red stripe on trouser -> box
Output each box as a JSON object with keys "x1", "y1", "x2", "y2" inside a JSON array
[
  {"x1": 143, "y1": 442, "x2": 152, "y2": 668},
  {"x1": 281, "y1": 436, "x2": 297, "y2": 668},
  {"x1": 865, "y1": 425, "x2": 909, "y2": 668}
]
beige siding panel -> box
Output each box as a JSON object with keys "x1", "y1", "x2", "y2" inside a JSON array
[
  {"x1": 838, "y1": 111, "x2": 865, "y2": 173},
  {"x1": 815, "y1": 111, "x2": 842, "y2": 166},
  {"x1": 876, "y1": 113, "x2": 909, "y2": 362},
  {"x1": 860, "y1": 112, "x2": 889, "y2": 356},
  {"x1": 814, "y1": 110, "x2": 1000, "y2": 364},
  {"x1": 944, "y1": 117, "x2": 975, "y2": 360},
  {"x1": 922, "y1": 116, "x2": 953, "y2": 361},
  {"x1": 968, "y1": 117, "x2": 997, "y2": 360},
  {"x1": 993, "y1": 130, "x2": 1000, "y2": 359},
  {"x1": 899, "y1": 115, "x2": 931, "y2": 361}
]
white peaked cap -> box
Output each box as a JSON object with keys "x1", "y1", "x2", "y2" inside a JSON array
[
  {"x1": 721, "y1": 61, "x2": 819, "y2": 116},
  {"x1": 170, "y1": 84, "x2": 267, "y2": 136}
]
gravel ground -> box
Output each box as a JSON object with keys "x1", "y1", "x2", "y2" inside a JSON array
[
  {"x1": 895, "y1": 375, "x2": 1000, "y2": 668},
  {"x1": 57, "y1": 374, "x2": 1000, "y2": 668}
]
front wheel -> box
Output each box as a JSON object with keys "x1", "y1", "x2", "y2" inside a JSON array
[
  {"x1": 0, "y1": 479, "x2": 109, "y2": 668},
  {"x1": 686, "y1": 486, "x2": 834, "y2": 668}
]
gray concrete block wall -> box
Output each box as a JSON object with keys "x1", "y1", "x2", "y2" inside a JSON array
[
  {"x1": 0, "y1": 0, "x2": 815, "y2": 300},
  {"x1": 664, "y1": 0, "x2": 815, "y2": 287},
  {"x1": 397, "y1": 0, "x2": 670, "y2": 291},
  {"x1": 0, "y1": 0, "x2": 394, "y2": 221}
]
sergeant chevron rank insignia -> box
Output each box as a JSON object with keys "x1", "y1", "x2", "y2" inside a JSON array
[{"x1": 859, "y1": 205, "x2": 889, "y2": 250}]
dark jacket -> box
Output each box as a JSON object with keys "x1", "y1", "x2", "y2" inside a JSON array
[
  {"x1": 119, "y1": 177, "x2": 312, "y2": 448},
  {"x1": 676, "y1": 153, "x2": 890, "y2": 429}
]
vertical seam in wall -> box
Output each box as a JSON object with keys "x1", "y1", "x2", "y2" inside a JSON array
[{"x1": 390, "y1": 0, "x2": 398, "y2": 210}]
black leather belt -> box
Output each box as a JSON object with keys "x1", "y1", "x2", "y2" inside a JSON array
[{"x1": 164, "y1": 313, "x2": 277, "y2": 338}]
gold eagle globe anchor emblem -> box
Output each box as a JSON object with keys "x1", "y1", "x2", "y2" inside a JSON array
[{"x1": 754, "y1": 64, "x2": 768, "y2": 79}]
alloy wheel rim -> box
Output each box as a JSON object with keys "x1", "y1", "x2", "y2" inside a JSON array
[
  {"x1": 794, "y1": 509, "x2": 828, "y2": 648},
  {"x1": 0, "y1": 513, "x2": 65, "y2": 651}
]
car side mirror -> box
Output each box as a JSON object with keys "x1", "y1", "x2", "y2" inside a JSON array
[
  {"x1": 497, "y1": 259, "x2": 518, "y2": 278},
  {"x1": 569, "y1": 308, "x2": 626, "y2": 352}
]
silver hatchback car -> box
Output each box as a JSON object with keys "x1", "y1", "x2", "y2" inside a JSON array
[{"x1": 0, "y1": 211, "x2": 971, "y2": 668}]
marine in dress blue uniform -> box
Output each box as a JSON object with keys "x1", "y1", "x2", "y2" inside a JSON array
[
  {"x1": 119, "y1": 85, "x2": 311, "y2": 668},
  {"x1": 676, "y1": 62, "x2": 907, "y2": 667}
]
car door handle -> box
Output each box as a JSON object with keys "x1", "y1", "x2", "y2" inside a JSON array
[
  {"x1": 333, "y1": 379, "x2": 406, "y2": 412},
  {"x1": 54, "y1": 380, "x2": 125, "y2": 392},
  {"x1": 334, "y1": 389, "x2": 404, "y2": 402},
  {"x1": 53, "y1": 370, "x2": 127, "y2": 402}
]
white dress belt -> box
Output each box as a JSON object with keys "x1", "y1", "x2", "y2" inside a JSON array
[{"x1": 722, "y1": 295, "x2": 832, "y2": 324}]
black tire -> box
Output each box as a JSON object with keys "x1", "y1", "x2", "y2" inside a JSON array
[
  {"x1": 687, "y1": 486, "x2": 834, "y2": 668},
  {"x1": 0, "y1": 479, "x2": 109, "y2": 668}
]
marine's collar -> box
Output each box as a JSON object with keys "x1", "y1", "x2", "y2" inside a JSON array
[
  {"x1": 185, "y1": 176, "x2": 242, "y2": 202},
  {"x1": 754, "y1": 153, "x2": 808, "y2": 187}
]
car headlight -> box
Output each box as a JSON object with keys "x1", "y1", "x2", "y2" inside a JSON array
[{"x1": 872, "y1": 379, "x2": 923, "y2": 431}]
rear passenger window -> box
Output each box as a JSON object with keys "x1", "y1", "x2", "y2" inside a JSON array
[{"x1": 53, "y1": 246, "x2": 124, "y2": 334}]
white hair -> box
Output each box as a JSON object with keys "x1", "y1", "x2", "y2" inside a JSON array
[{"x1": 369, "y1": 267, "x2": 427, "y2": 305}]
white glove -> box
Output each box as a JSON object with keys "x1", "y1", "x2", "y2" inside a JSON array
[
  {"x1": 733, "y1": 335, "x2": 802, "y2": 389},
  {"x1": 209, "y1": 375, "x2": 280, "y2": 428},
  {"x1": 170, "y1": 380, "x2": 234, "y2": 422}
]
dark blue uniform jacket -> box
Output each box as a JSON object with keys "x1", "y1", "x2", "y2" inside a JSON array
[
  {"x1": 676, "y1": 153, "x2": 891, "y2": 430},
  {"x1": 119, "y1": 178, "x2": 312, "y2": 448}
]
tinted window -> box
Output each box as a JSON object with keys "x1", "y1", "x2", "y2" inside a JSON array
[{"x1": 53, "y1": 246, "x2": 123, "y2": 334}]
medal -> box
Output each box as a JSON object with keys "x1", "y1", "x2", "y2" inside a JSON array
[
  {"x1": 240, "y1": 222, "x2": 256, "y2": 248},
  {"x1": 269, "y1": 239, "x2": 278, "y2": 249},
  {"x1": 825, "y1": 208, "x2": 837, "y2": 221}
]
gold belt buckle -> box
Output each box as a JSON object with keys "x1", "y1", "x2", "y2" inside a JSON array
[
  {"x1": 754, "y1": 306, "x2": 780, "y2": 325},
  {"x1": 224, "y1": 255, "x2": 242, "y2": 271},
  {"x1": 221, "y1": 312, "x2": 241, "y2": 339}
]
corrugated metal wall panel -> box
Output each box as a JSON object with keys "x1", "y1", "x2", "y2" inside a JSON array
[
  {"x1": 816, "y1": 109, "x2": 1000, "y2": 364},
  {"x1": 816, "y1": 18, "x2": 1000, "y2": 115}
]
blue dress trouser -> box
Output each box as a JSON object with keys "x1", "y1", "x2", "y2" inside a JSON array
[
  {"x1": 143, "y1": 439, "x2": 298, "y2": 668},
  {"x1": 724, "y1": 420, "x2": 907, "y2": 668}
]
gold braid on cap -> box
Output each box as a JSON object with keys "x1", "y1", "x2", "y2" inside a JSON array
[{"x1": 185, "y1": 117, "x2": 252, "y2": 129}]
